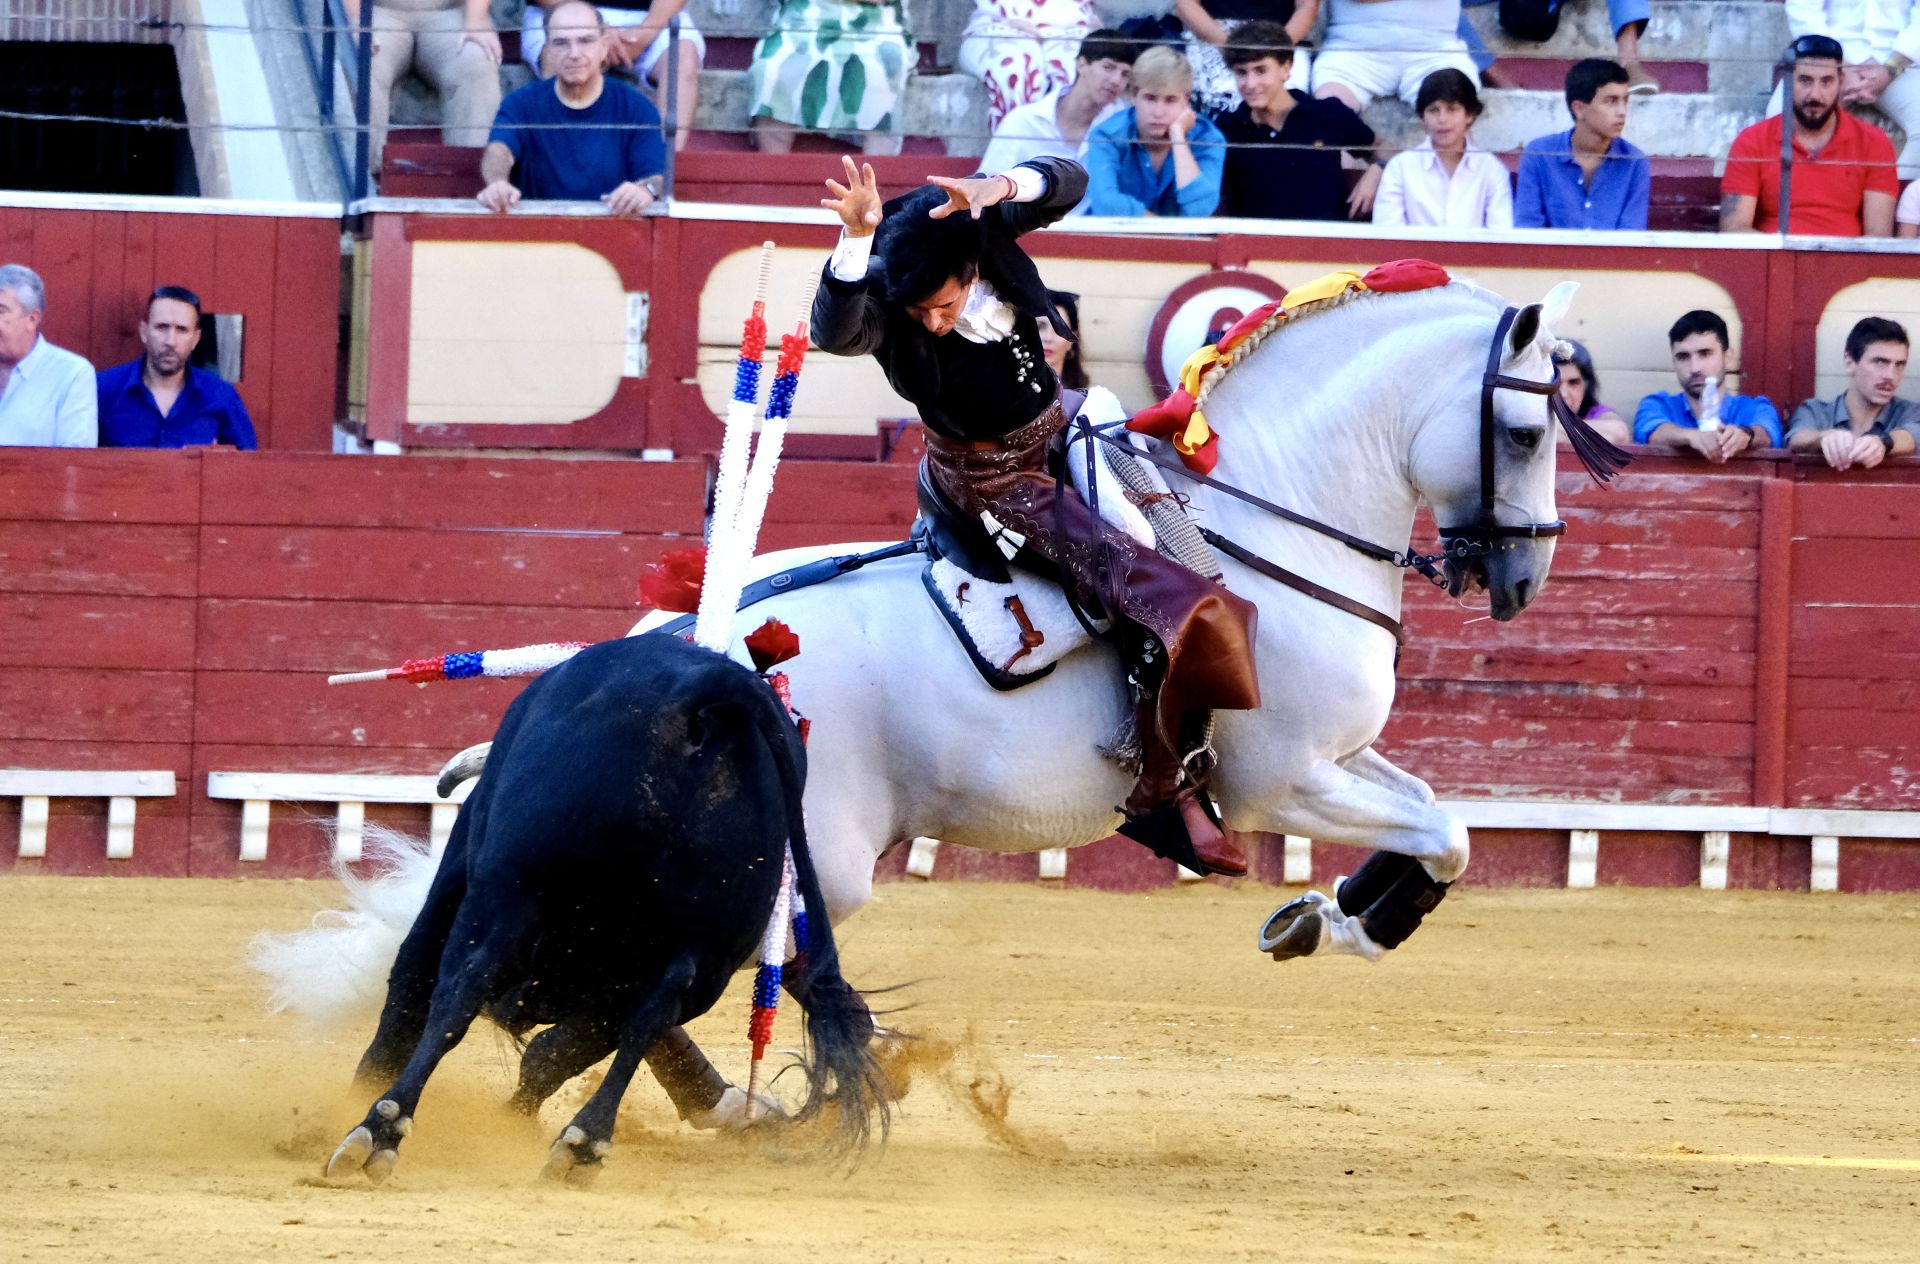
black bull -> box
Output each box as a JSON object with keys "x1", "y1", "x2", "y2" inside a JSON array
[{"x1": 326, "y1": 634, "x2": 891, "y2": 1183}]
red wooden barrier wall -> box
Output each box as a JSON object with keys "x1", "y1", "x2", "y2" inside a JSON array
[
  {"x1": 1, "y1": 447, "x2": 1915, "y2": 880},
  {"x1": 0, "y1": 449, "x2": 703, "y2": 876},
  {"x1": 0, "y1": 201, "x2": 342, "y2": 451}
]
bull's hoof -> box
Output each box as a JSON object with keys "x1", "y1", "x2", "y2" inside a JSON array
[
  {"x1": 542, "y1": 1125, "x2": 608, "y2": 1185},
  {"x1": 1258, "y1": 892, "x2": 1332, "y2": 961},
  {"x1": 326, "y1": 1125, "x2": 401, "y2": 1184},
  {"x1": 325, "y1": 1099, "x2": 412, "y2": 1183},
  {"x1": 687, "y1": 1085, "x2": 787, "y2": 1133}
]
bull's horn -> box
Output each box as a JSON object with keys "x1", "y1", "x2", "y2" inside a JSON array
[{"x1": 437, "y1": 742, "x2": 492, "y2": 798}]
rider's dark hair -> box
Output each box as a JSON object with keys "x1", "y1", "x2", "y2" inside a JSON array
[
  {"x1": 875, "y1": 186, "x2": 984, "y2": 308},
  {"x1": 1077, "y1": 28, "x2": 1137, "y2": 67},
  {"x1": 1565, "y1": 58, "x2": 1628, "y2": 110},
  {"x1": 1415, "y1": 68, "x2": 1482, "y2": 119},
  {"x1": 1845, "y1": 316, "x2": 1909, "y2": 361},
  {"x1": 1667, "y1": 309, "x2": 1730, "y2": 350},
  {"x1": 1223, "y1": 20, "x2": 1293, "y2": 69}
]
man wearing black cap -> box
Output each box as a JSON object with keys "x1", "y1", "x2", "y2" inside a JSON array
[
  {"x1": 811, "y1": 154, "x2": 1260, "y2": 877},
  {"x1": 1722, "y1": 34, "x2": 1898, "y2": 236}
]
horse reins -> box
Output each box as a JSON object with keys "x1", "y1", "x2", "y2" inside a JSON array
[{"x1": 1076, "y1": 305, "x2": 1626, "y2": 645}]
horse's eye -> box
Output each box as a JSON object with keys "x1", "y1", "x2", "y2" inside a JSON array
[{"x1": 1510, "y1": 426, "x2": 1545, "y2": 451}]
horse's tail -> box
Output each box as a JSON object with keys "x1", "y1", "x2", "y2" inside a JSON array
[
  {"x1": 246, "y1": 823, "x2": 440, "y2": 1031},
  {"x1": 740, "y1": 673, "x2": 892, "y2": 1155}
]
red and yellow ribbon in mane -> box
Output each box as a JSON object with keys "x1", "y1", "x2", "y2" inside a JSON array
[{"x1": 1128, "y1": 259, "x2": 1452, "y2": 474}]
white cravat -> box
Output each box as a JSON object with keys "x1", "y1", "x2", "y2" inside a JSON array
[{"x1": 825, "y1": 164, "x2": 1048, "y2": 346}]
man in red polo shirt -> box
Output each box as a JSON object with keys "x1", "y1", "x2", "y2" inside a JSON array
[{"x1": 1722, "y1": 34, "x2": 1898, "y2": 236}]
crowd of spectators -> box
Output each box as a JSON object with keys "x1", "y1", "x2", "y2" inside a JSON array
[
  {"x1": 0, "y1": 266, "x2": 257, "y2": 451},
  {"x1": 322, "y1": 0, "x2": 1920, "y2": 244},
  {"x1": 5, "y1": 0, "x2": 1920, "y2": 465}
]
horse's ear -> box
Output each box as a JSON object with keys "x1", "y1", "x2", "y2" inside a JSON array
[
  {"x1": 1540, "y1": 281, "x2": 1579, "y2": 331},
  {"x1": 1507, "y1": 303, "x2": 1544, "y2": 359}
]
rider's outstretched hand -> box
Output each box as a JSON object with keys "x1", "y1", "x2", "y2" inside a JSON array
[
  {"x1": 926, "y1": 173, "x2": 1016, "y2": 220},
  {"x1": 822, "y1": 155, "x2": 883, "y2": 237}
]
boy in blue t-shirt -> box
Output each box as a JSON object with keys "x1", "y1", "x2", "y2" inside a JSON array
[
  {"x1": 480, "y1": 0, "x2": 668, "y2": 214},
  {"x1": 1633, "y1": 309, "x2": 1783, "y2": 463}
]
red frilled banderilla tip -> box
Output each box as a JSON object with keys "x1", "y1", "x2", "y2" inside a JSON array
[
  {"x1": 744, "y1": 618, "x2": 801, "y2": 673},
  {"x1": 636, "y1": 545, "x2": 708, "y2": 612}
]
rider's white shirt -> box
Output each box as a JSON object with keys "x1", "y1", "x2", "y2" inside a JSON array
[{"x1": 826, "y1": 164, "x2": 1046, "y2": 344}]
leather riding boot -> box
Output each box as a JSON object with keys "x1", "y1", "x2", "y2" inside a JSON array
[{"x1": 1118, "y1": 695, "x2": 1248, "y2": 877}]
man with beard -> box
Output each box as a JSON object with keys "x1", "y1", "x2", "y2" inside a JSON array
[
  {"x1": 1632, "y1": 309, "x2": 1782, "y2": 463},
  {"x1": 95, "y1": 286, "x2": 255, "y2": 450},
  {"x1": 1722, "y1": 35, "x2": 1898, "y2": 235}
]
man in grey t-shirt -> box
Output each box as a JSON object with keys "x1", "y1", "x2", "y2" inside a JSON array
[{"x1": 1787, "y1": 316, "x2": 1920, "y2": 469}]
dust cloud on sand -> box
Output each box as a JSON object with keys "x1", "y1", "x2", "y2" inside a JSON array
[{"x1": 3, "y1": 875, "x2": 1918, "y2": 1262}]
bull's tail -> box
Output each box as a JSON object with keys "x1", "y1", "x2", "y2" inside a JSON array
[
  {"x1": 740, "y1": 672, "x2": 892, "y2": 1154},
  {"x1": 247, "y1": 824, "x2": 442, "y2": 1031}
]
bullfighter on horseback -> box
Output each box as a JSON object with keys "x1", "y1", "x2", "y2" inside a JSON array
[{"x1": 813, "y1": 155, "x2": 1260, "y2": 878}]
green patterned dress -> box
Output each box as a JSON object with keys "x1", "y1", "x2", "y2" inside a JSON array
[{"x1": 748, "y1": 0, "x2": 913, "y2": 135}]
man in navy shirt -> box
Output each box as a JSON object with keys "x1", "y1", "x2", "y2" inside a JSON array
[
  {"x1": 1633, "y1": 309, "x2": 1782, "y2": 462},
  {"x1": 1214, "y1": 23, "x2": 1379, "y2": 221},
  {"x1": 1514, "y1": 59, "x2": 1651, "y2": 230},
  {"x1": 95, "y1": 286, "x2": 256, "y2": 450},
  {"x1": 479, "y1": 0, "x2": 669, "y2": 215}
]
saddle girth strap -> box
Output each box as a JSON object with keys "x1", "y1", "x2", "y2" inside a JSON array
[{"x1": 1198, "y1": 528, "x2": 1406, "y2": 646}]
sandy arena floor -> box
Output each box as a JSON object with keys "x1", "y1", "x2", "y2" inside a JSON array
[{"x1": 1, "y1": 876, "x2": 1916, "y2": 1262}]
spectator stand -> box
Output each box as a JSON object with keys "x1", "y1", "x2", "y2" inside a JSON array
[{"x1": 360, "y1": 0, "x2": 1819, "y2": 231}]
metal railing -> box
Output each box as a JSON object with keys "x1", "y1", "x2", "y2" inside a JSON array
[{"x1": 287, "y1": 0, "x2": 373, "y2": 208}]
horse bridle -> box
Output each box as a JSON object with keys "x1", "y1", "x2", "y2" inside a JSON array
[{"x1": 1076, "y1": 305, "x2": 1629, "y2": 644}]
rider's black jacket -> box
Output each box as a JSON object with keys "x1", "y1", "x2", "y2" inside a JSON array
[{"x1": 810, "y1": 157, "x2": 1087, "y2": 444}]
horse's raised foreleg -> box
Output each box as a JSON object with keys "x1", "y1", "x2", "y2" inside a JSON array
[
  {"x1": 1340, "y1": 745, "x2": 1436, "y2": 806},
  {"x1": 1258, "y1": 756, "x2": 1467, "y2": 964}
]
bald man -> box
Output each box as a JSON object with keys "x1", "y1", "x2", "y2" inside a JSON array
[{"x1": 479, "y1": 0, "x2": 668, "y2": 215}]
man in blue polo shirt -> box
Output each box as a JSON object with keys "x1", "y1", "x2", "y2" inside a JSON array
[
  {"x1": 1633, "y1": 309, "x2": 1782, "y2": 462},
  {"x1": 95, "y1": 286, "x2": 256, "y2": 450},
  {"x1": 1514, "y1": 59, "x2": 1651, "y2": 230},
  {"x1": 478, "y1": 0, "x2": 668, "y2": 215}
]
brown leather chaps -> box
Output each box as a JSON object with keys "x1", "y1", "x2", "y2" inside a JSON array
[{"x1": 922, "y1": 398, "x2": 1261, "y2": 812}]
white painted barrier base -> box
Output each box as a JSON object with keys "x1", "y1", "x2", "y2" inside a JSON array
[
  {"x1": 207, "y1": 773, "x2": 473, "y2": 864},
  {"x1": 0, "y1": 771, "x2": 177, "y2": 861}
]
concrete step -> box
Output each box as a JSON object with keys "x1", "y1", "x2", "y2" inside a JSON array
[
  {"x1": 692, "y1": 65, "x2": 986, "y2": 142},
  {"x1": 1465, "y1": 1, "x2": 1789, "y2": 96}
]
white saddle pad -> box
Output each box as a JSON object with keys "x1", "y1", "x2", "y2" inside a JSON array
[
  {"x1": 926, "y1": 555, "x2": 1087, "y2": 680},
  {"x1": 925, "y1": 388, "x2": 1181, "y2": 682}
]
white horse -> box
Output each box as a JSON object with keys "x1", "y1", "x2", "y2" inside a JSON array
[
  {"x1": 267, "y1": 276, "x2": 1588, "y2": 1125},
  {"x1": 649, "y1": 278, "x2": 1578, "y2": 936}
]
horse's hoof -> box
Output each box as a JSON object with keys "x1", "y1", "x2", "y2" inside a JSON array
[
  {"x1": 688, "y1": 1084, "x2": 785, "y2": 1133},
  {"x1": 1259, "y1": 893, "x2": 1332, "y2": 961},
  {"x1": 542, "y1": 1125, "x2": 606, "y2": 1184}
]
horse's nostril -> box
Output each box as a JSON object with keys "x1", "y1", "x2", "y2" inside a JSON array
[{"x1": 1513, "y1": 579, "x2": 1534, "y2": 608}]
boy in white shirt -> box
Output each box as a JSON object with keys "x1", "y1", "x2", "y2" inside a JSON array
[{"x1": 1372, "y1": 68, "x2": 1513, "y2": 229}]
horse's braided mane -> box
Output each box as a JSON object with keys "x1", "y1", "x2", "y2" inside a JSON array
[{"x1": 1190, "y1": 279, "x2": 1501, "y2": 418}]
